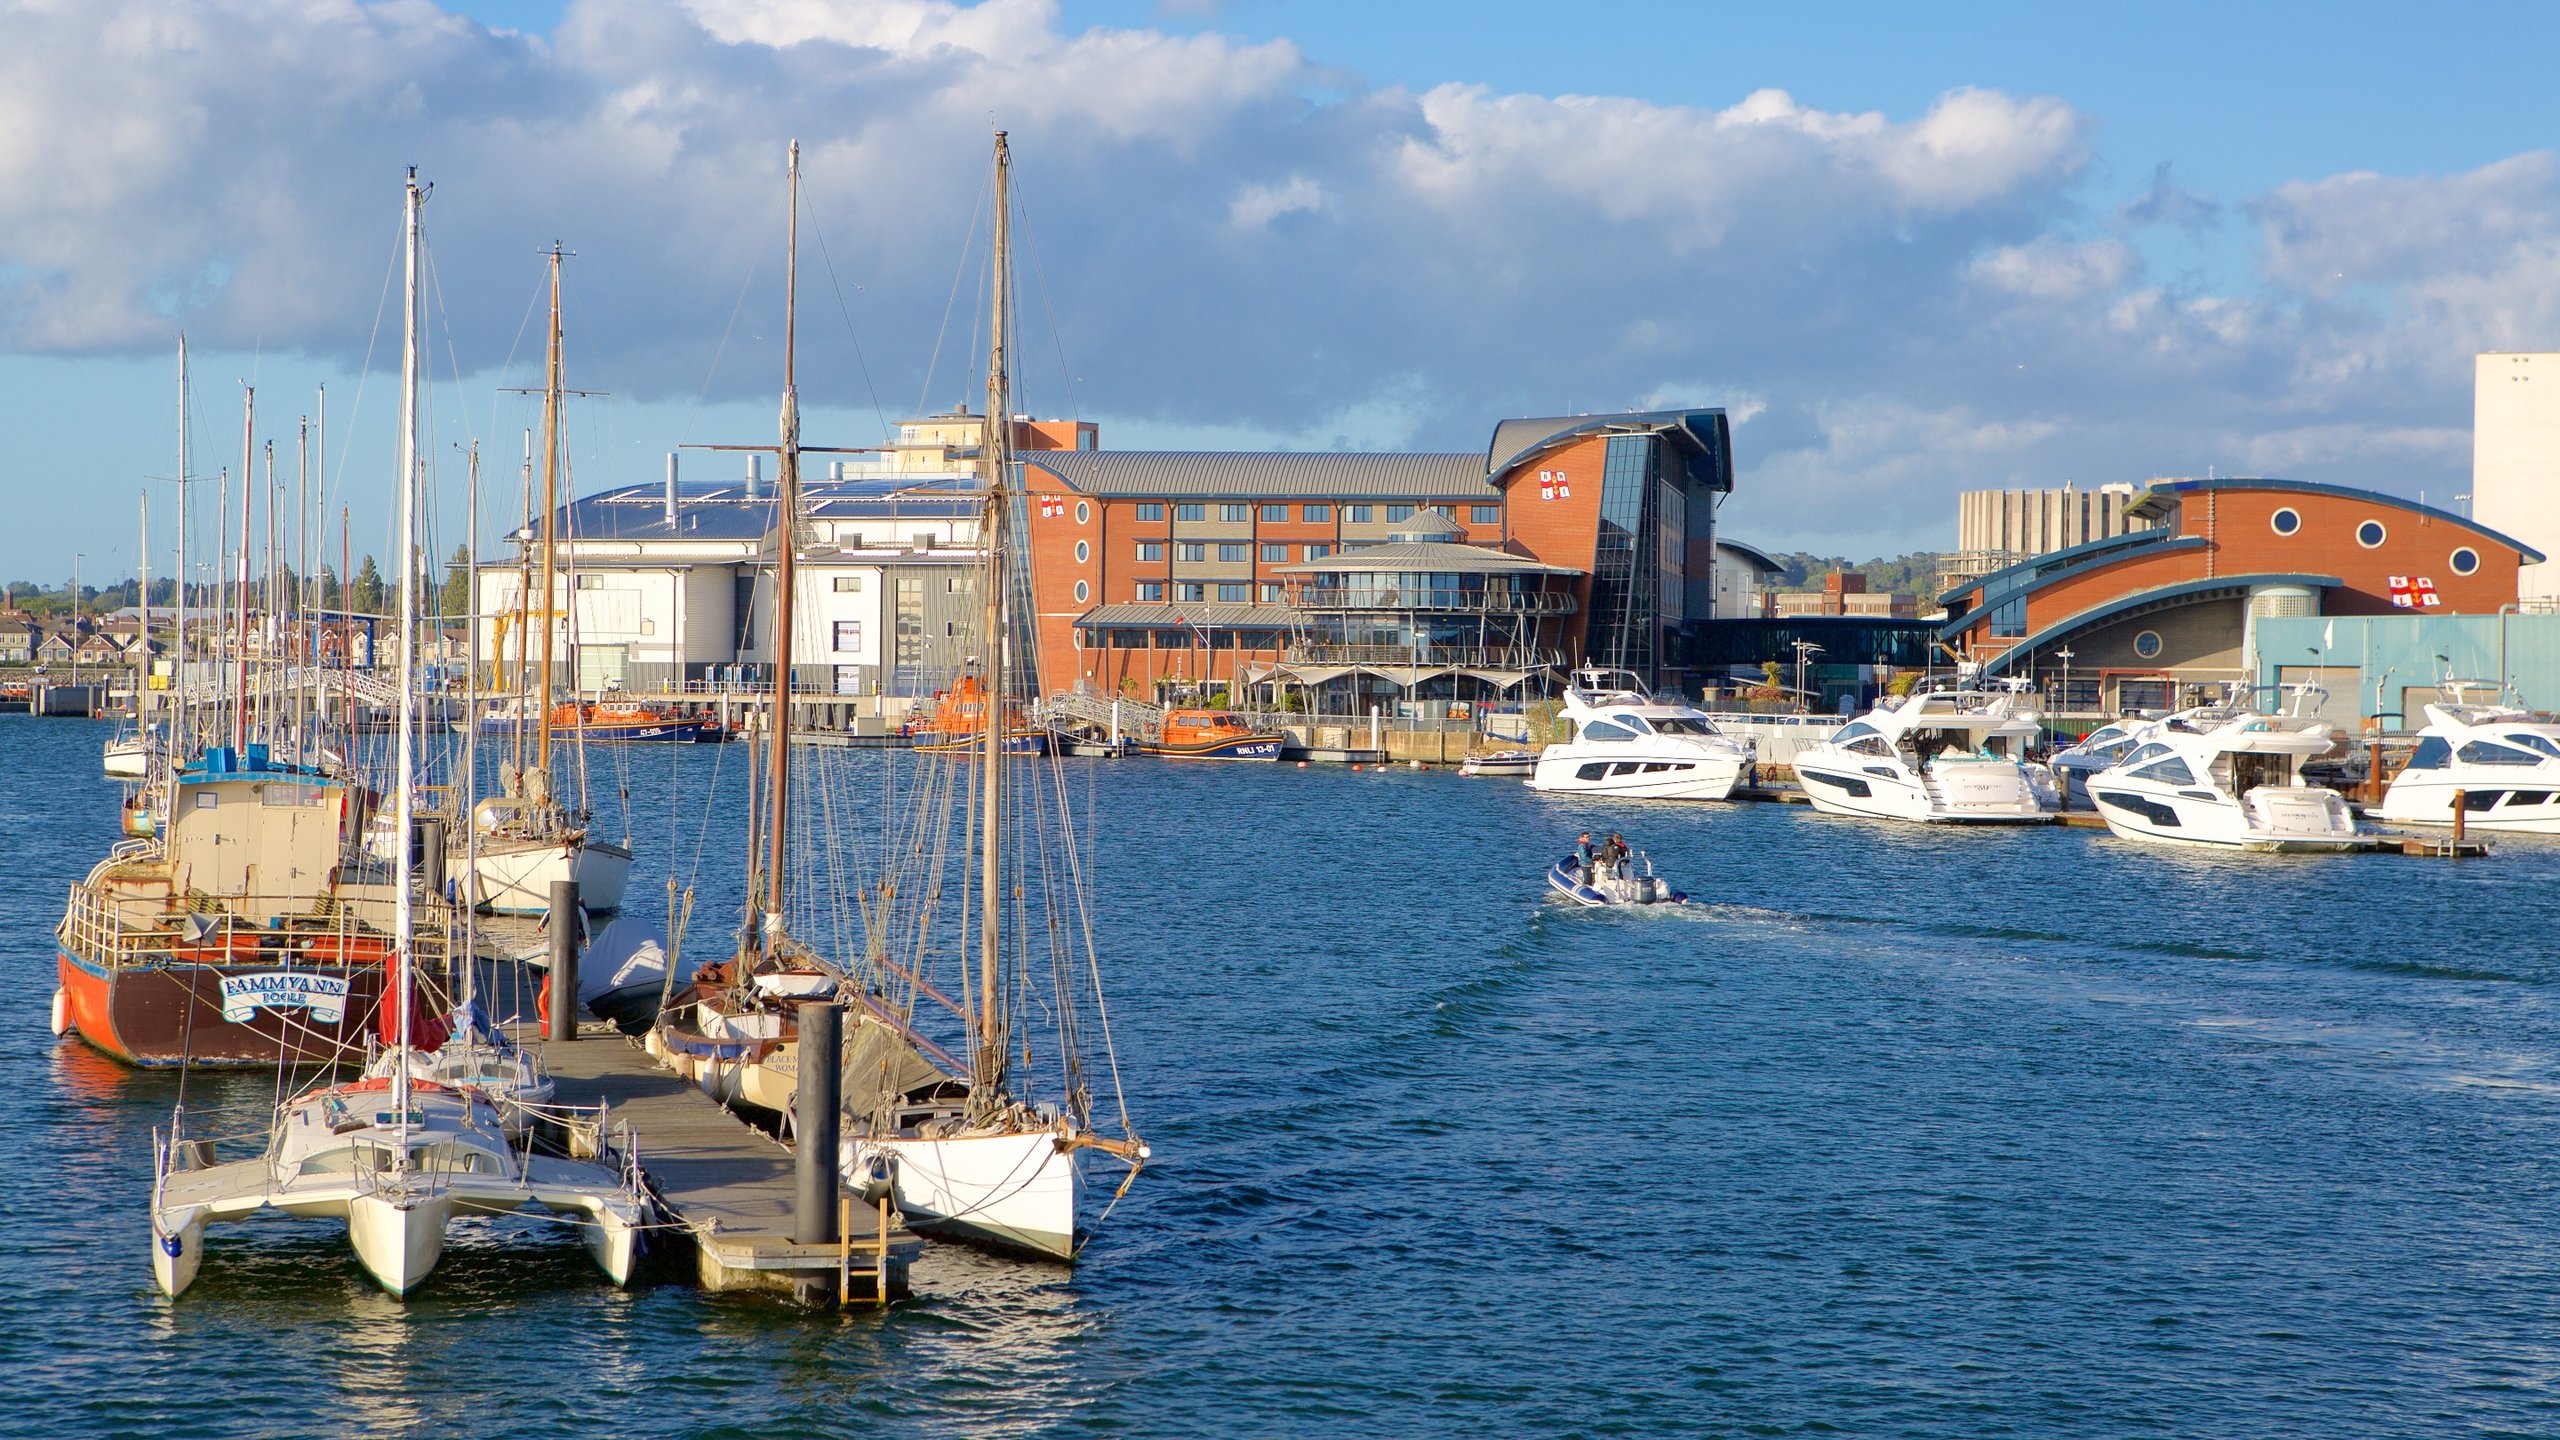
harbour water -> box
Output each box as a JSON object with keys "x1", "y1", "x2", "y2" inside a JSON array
[{"x1": 7, "y1": 715, "x2": 2560, "y2": 1436}]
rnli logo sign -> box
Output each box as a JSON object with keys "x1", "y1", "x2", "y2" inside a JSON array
[
  {"x1": 2388, "y1": 575, "x2": 2441, "y2": 608},
  {"x1": 1537, "y1": 469, "x2": 1572, "y2": 501},
  {"x1": 1038, "y1": 495, "x2": 1067, "y2": 518},
  {"x1": 218, "y1": 971, "x2": 352, "y2": 1024}
]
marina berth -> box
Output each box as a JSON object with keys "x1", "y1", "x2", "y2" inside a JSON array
[
  {"x1": 1792, "y1": 678, "x2": 2058, "y2": 824},
  {"x1": 2379, "y1": 682, "x2": 2560, "y2": 833},
  {"x1": 2085, "y1": 709, "x2": 2358, "y2": 851},
  {"x1": 1527, "y1": 666, "x2": 1751, "y2": 800}
]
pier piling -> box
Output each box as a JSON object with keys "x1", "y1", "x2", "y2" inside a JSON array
[
  {"x1": 794, "y1": 1001, "x2": 842, "y2": 1246},
  {"x1": 546, "y1": 880, "x2": 580, "y2": 1041}
]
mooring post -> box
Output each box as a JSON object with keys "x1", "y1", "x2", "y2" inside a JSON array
[
  {"x1": 794, "y1": 1000, "x2": 842, "y2": 1247},
  {"x1": 2454, "y1": 789, "x2": 2467, "y2": 845},
  {"x1": 546, "y1": 879, "x2": 581, "y2": 1041}
]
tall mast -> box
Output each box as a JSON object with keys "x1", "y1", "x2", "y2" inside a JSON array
[
  {"x1": 973, "y1": 130, "x2": 1014, "y2": 1101},
  {"x1": 173, "y1": 337, "x2": 189, "y2": 758},
  {"x1": 137, "y1": 491, "x2": 149, "y2": 723},
  {"x1": 461, "y1": 440, "x2": 480, "y2": 1012},
  {"x1": 534, "y1": 245, "x2": 564, "y2": 778},
  {"x1": 513, "y1": 431, "x2": 533, "y2": 780},
  {"x1": 392, "y1": 167, "x2": 426, "y2": 1113},
  {"x1": 262, "y1": 439, "x2": 276, "y2": 743},
  {"x1": 296, "y1": 415, "x2": 309, "y2": 753},
  {"x1": 234, "y1": 386, "x2": 253, "y2": 748},
  {"x1": 761, "y1": 140, "x2": 802, "y2": 938}
]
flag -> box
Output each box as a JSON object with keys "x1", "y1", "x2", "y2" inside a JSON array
[
  {"x1": 2322, "y1": 619, "x2": 2334, "y2": 651},
  {"x1": 2388, "y1": 575, "x2": 2439, "y2": 608},
  {"x1": 1039, "y1": 494, "x2": 1066, "y2": 518},
  {"x1": 2416, "y1": 578, "x2": 2441, "y2": 607},
  {"x1": 1555, "y1": 472, "x2": 1571, "y2": 499}
]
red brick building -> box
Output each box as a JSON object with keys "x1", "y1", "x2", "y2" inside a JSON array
[
  {"x1": 1937, "y1": 478, "x2": 2542, "y2": 719},
  {"x1": 1014, "y1": 410, "x2": 1735, "y2": 703}
]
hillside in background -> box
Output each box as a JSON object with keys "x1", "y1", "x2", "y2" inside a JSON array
[{"x1": 1765, "y1": 552, "x2": 1949, "y2": 597}]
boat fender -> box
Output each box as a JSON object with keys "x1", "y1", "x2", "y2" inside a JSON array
[
  {"x1": 50, "y1": 987, "x2": 69, "y2": 1037},
  {"x1": 849, "y1": 1149, "x2": 897, "y2": 1204}
]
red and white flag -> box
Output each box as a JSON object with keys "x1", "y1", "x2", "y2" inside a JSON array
[
  {"x1": 2388, "y1": 575, "x2": 2440, "y2": 608},
  {"x1": 1538, "y1": 469, "x2": 1571, "y2": 501},
  {"x1": 1038, "y1": 494, "x2": 1066, "y2": 518}
]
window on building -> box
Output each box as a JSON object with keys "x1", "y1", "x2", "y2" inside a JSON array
[
  {"x1": 831, "y1": 620, "x2": 862, "y2": 652},
  {"x1": 1988, "y1": 596, "x2": 2027, "y2": 638},
  {"x1": 1174, "y1": 503, "x2": 1205, "y2": 522},
  {"x1": 1304, "y1": 544, "x2": 1332, "y2": 561},
  {"x1": 1074, "y1": 580, "x2": 1090, "y2": 603},
  {"x1": 1074, "y1": 540, "x2": 1090, "y2": 563},
  {"x1": 1217, "y1": 583, "x2": 1250, "y2": 602},
  {"x1": 1259, "y1": 583, "x2": 1283, "y2": 602},
  {"x1": 1303, "y1": 503, "x2": 1331, "y2": 522},
  {"x1": 2451, "y1": 546, "x2": 2481, "y2": 575},
  {"x1": 1218, "y1": 543, "x2": 1250, "y2": 563},
  {"x1": 894, "y1": 576, "x2": 924, "y2": 671},
  {"x1": 2356, "y1": 520, "x2": 2387, "y2": 548},
  {"x1": 837, "y1": 532, "x2": 864, "y2": 550},
  {"x1": 2132, "y1": 630, "x2": 2164, "y2": 659},
  {"x1": 1471, "y1": 504, "x2": 1500, "y2": 525},
  {"x1": 1346, "y1": 504, "x2": 1373, "y2": 524},
  {"x1": 1075, "y1": 501, "x2": 1090, "y2": 524},
  {"x1": 1135, "y1": 502, "x2": 1165, "y2": 522},
  {"x1": 1260, "y1": 543, "x2": 1287, "y2": 563},
  {"x1": 946, "y1": 577, "x2": 962, "y2": 592},
  {"x1": 832, "y1": 575, "x2": 862, "y2": 593},
  {"x1": 1386, "y1": 504, "x2": 1414, "y2": 522},
  {"x1": 1175, "y1": 582, "x2": 1206, "y2": 602},
  {"x1": 1178, "y1": 542, "x2": 1207, "y2": 562},
  {"x1": 2270, "y1": 507, "x2": 2301, "y2": 536},
  {"x1": 1137, "y1": 541, "x2": 1165, "y2": 562},
  {"x1": 1220, "y1": 503, "x2": 1251, "y2": 522},
  {"x1": 1136, "y1": 581, "x2": 1166, "y2": 602},
  {"x1": 1260, "y1": 504, "x2": 1287, "y2": 522},
  {"x1": 576, "y1": 574, "x2": 607, "y2": 590}
]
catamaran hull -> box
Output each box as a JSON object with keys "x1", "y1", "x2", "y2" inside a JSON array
[
  {"x1": 470, "y1": 837, "x2": 632, "y2": 915},
  {"x1": 55, "y1": 947, "x2": 386, "y2": 1068},
  {"x1": 854, "y1": 1131, "x2": 1082, "y2": 1261},
  {"x1": 346, "y1": 1191, "x2": 455, "y2": 1296}
]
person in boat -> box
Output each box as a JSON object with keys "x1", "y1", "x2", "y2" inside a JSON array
[
  {"x1": 1602, "y1": 833, "x2": 1630, "y2": 878},
  {"x1": 1575, "y1": 832, "x2": 1597, "y2": 885}
]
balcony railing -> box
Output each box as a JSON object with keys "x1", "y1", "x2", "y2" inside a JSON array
[
  {"x1": 1283, "y1": 643, "x2": 1563, "y2": 671},
  {"x1": 1289, "y1": 589, "x2": 1577, "y2": 616}
]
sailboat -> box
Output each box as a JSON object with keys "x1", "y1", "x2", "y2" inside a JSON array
[
  {"x1": 837, "y1": 132, "x2": 1146, "y2": 1262},
  {"x1": 149, "y1": 173, "x2": 648, "y2": 1299},
  {"x1": 467, "y1": 245, "x2": 634, "y2": 917}
]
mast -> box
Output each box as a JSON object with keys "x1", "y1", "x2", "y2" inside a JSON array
[
  {"x1": 296, "y1": 415, "x2": 309, "y2": 754},
  {"x1": 262, "y1": 439, "x2": 276, "y2": 743},
  {"x1": 534, "y1": 245, "x2": 564, "y2": 780},
  {"x1": 512, "y1": 431, "x2": 533, "y2": 781},
  {"x1": 234, "y1": 385, "x2": 253, "y2": 749},
  {"x1": 973, "y1": 130, "x2": 1013, "y2": 1101},
  {"x1": 174, "y1": 337, "x2": 189, "y2": 758},
  {"x1": 392, "y1": 167, "x2": 426, "y2": 1113},
  {"x1": 761, "y1": 140, "x2": 802, "y2": 939},
  {"x1": 137, "y1": 491, "x2": 149, "y2": 725},
  {"x1": 461, "y1": 440, "x2": 480, "y2": 1014}
]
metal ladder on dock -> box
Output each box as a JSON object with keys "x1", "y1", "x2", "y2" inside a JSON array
[{"x1": 1046, "y1": 687, "x2": 1164, "y2": 742}]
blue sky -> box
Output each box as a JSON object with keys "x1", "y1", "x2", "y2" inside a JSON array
[{"x1": 6, "y1": 0, "x2": 2560, "y2": 587}]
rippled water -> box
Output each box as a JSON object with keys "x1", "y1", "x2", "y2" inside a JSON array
[{"x1": 8, "y1": 714, "x2": 2560, "y2": 1438}]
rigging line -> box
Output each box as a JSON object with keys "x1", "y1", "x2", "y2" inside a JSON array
[
  {"x1": 1008, "y1": 173, "x2": 1084, "y2": 424},
  {"x1": 799, "y1": 191, "x2": 896, "y2": 447},
  {"x1": 678, "y1": 231, "x2": 769, "y2": 452},
  {"x1": 915, "y1": 171, "x2": 992, "y2": 419},
  {"x1": 322, "y1": 210, "x2": 405, "y2": 542},
  {"x1": 419, "y1": 237, "x2": 486, "y2": 446}
]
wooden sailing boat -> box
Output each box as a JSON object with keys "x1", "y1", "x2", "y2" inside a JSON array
[
  {"x1": 837, "y1": 132, "x2": 1146, "y2": 1261},
  {"x1": 467, "y1": 245, "x2": 634, "y2": 915},
  {"x1": 149, "y1": 173, "x2": 647, "y2": 1298}
]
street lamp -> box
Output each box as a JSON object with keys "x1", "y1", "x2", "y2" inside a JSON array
[
  {"x1": 2055, "y1": 646, "x2": 2075, "y2": 728},
  {"x1": 1791, "y1": 639, "x2": 1824, "y2": 713},
  {"x1": 69, "y1": 553, "x2": 83, "y2": 690}
]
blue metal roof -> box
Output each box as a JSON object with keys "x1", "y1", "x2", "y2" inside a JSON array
[
  {"x1": 539, "y1": 479, "x2": 981, "y2": 543},
  {"x1": 1938, "y1": 527, "x2": 2177, "y2": 608},
  {"x1": 1025, "y1": 451, "x2": 1491, "y2": 500},
  {"x1": 1974, "y1": 572, "x2": 2345, "y2": 674},
  {"x1": 2126, "y1": 477, "x2": 2547, "y2": 564},
  {"x1": 1484, "y1": 409, "x2": 1733, "y2": 491}
]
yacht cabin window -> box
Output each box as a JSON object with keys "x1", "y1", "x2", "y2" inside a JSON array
[
  {"x1": 2121, "y1": 742, "x2": 2175, "y2": 768},
  {"x1": 2405, "y1": 737, "x2": 2451, "y2": 770},
  {"x1": 2130, "y1": 757, "x2": 2198, "y2": 785},
  {"x1": 2509, "y1": 733, "x2": 2560, "y2": 760},
  {"x1": 1651, "y1": 717, "x2": 1722, "y2": 736},
  {"x1": 2457, "y1": 740, "x2": 2543, "y2": 767},
  {"x1": 1578, "y1": 720, "x2": 1636, "y2": 742},
  {"x1": 1833, "y1": 721, "x2": 1880, "y2": 743}
]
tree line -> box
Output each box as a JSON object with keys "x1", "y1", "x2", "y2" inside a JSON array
[{"x1": 5, "y1": 546, "x2": 475, "y2": 621}]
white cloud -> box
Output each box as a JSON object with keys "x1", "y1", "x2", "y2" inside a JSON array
[{"x1": 0, "y1": 0, "x2": 2554, "y2": 566}]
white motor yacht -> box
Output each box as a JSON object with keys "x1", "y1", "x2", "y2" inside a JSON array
[
  {"x1": 1794, "y1": 678, "x2": 2058, "y2": 823},
  {"x1": 2085, "y1": 711, "x2": 2359, "y2": 851},
  {"x1": 2050, "y1": 686, "x2": 2259, "y2": 804},
  {"x1": 1527, "y1": 667, "x2": 1752, "y2": 801},
  {"x1": 2380, "y1": 682, "x2": 2560, "y2": 833}
]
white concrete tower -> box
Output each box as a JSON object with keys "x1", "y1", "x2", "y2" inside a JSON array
[{"x1": 2475, "y1": 352, "x2": 2560, "y2": 601}]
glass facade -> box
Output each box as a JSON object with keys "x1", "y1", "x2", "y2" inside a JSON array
[{"x1": 1587, "y1": 435, "x2": 1661, "y2": 676}]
